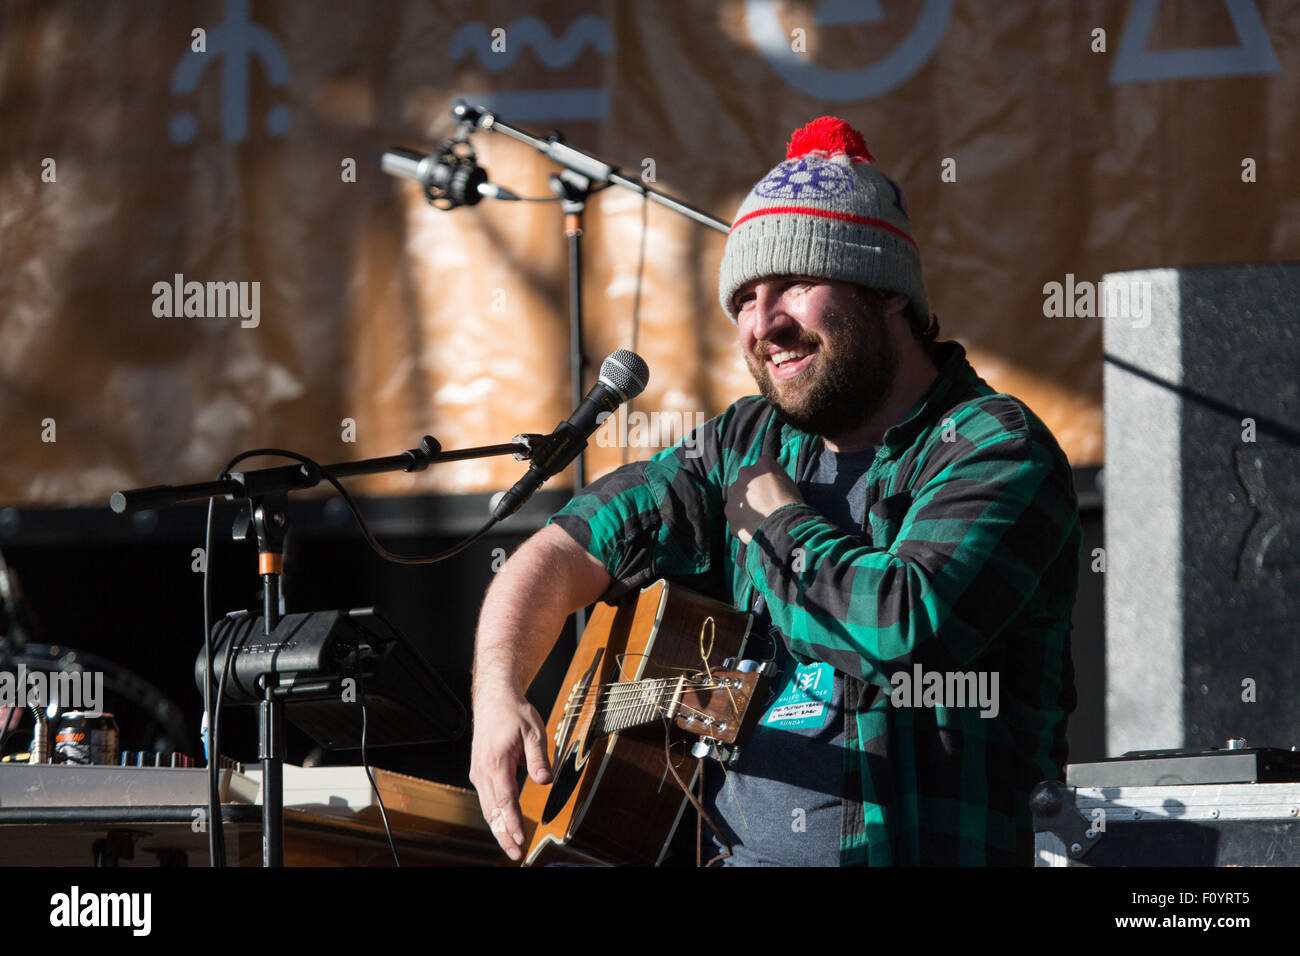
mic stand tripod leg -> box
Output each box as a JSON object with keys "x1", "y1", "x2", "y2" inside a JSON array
[{"x1": 258, "y1": 675, "x2": 285, "y2": 867}]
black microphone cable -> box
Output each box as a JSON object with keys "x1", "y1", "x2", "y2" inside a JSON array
[{"x1": 355, "y1": 662, "x2": 400, "y2": 866}]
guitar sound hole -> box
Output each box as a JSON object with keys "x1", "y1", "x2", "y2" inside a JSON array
[
  {"x1": 541, "y1": 746, "x2": 584, "y2": 824},
  {"x1": 541, "y1": 649, "x2": 603, "y2": 825}
]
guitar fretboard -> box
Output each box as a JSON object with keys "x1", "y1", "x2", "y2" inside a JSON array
[{"x1": 593, "y1": 677, "x2": 680, "y2": 735}]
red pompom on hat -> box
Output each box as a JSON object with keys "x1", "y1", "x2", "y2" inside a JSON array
[{"x1": 785, "y1": 116, "x2": 874, "y2": 162}]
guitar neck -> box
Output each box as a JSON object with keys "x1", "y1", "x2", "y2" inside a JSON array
[
  {"x1": 582, "y1": 669, "x2": 763, "y2": 743},
  {"x1": 593, "y1": 676, "x2": 682, "y2": 736}
]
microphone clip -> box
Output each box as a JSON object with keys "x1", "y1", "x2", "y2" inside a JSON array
[
  {"x1": 510, "y1": 431, "x2": 583, "y2": 470},
  {"x1": 424, "y1": 133, "x2": 488, "y2": 209}
]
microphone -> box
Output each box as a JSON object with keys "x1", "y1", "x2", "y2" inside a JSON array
[
  {"x1": 381, "y1": 146, "x2": 519, "y2": 206},
  {"x1": 492, "y1": 350, "x2": 650, "y2": 520}
]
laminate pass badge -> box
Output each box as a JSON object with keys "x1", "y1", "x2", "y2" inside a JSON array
[{"x1": 763, "y1": 662, "x2": 833, "y2": 730}]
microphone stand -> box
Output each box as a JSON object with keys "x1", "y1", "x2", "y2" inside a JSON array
[
  {"x1": 451, "y1": 100, "x2": 731, "y2": 489},
  {"x1": 449, "y1": 101, "x2": 732, "y2": 639},
  {"x1": 111, "y1": 433, "x2": 547, "y2": 867}
]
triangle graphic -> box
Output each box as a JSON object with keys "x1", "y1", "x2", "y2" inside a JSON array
[{"x1": 1111, "y1": 0, "x2": 1280, "y2": 84}]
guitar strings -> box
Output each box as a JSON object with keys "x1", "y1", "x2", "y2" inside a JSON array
[
  {"x1": 556, "y1": 615, "x2": 743, "y2": 729},
  {"x1": 558, "y1": 679, "x2": 730, "y2": 726},
  {"x1": 594, "y1": 651, "x2": 677, "y2": 730},
  {"x1": 561, "y1": 681, "x2": 733, "y2": 737},
  {"x1": 564, "y1": 675, "x2": 714, "y2": 706},
  {"x1": 559, "y1": 624, "x2": 740, "y2": 725},
  {"x1": 613, "y1": 649, "x2": 649, "y2": 682},
  {"x1": 696, "y1": 614, "x2": 747, "y2": 832},
  {"x1": 557, "y1": 674, "x2": 725, "y2": 718},
  {"x1": 698, "y1": 616, "x2": 715, "y2": 678},
  {"x1": 698, "y1": 616, "x2": 739, "y2": 716},
  {"x1": 564, "y1": 687, "x2": 723, "y2": 735}
]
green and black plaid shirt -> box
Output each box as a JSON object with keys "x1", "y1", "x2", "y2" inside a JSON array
[{"x1": 549, "y1": 339, "x2": 1081, "y2": 865}]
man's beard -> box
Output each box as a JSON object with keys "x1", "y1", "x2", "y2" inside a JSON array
[{"x1": 745, "y1": 307, "x2": 898, "y2": 438}]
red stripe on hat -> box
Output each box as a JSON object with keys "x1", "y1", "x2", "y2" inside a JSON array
[
  {"x1": 796, "y1": 149, "x2": 872, "y2": 164},
  {"x1": 730, "y1": 206, "x2": 918, "y2": 250}
]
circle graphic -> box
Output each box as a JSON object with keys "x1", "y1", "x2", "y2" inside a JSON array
[{"x1": 746, "y1": 0, "x2": 953, "y2": 101}]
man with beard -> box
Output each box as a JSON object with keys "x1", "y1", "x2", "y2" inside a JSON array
[{"x1": 469, "y1": 117, "x2": 1081, "y2": 866}]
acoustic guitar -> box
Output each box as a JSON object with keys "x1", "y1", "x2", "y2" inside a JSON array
[{"x1": 517, "y1": 579, "x2": 772, "y2": 866}]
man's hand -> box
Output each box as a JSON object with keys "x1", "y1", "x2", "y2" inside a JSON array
[
  {"x1": 467, "y1": 523, "x2": 611, "y2": 862},
  {"x1": 468, "y1": 687, "x2": 552, "y2": 862},
  {"x1": 725, "y1": 456, "x2": 804, "y2": 544}
]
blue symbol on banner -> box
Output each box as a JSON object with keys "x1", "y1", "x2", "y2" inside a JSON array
[
  {"x1": 746, "y1": 0, "x2": 952, "y2": 101},
  {"x1": 450, "y1": 16, "x2": 613, "y2": 121},
  {"x1": 1110, "y1": 0, "x2": 1280, "y2": 84},
  {"x1": 755, "y1": 158, "x2": 853, "y2": 200},
  {"x1": 169, "y1": 0, "x2": 291, "y2": 143}
]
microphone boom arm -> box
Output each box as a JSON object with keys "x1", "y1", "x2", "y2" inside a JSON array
[{"x1": 451, "y1": 101, "x2": 731, "y2": 235}]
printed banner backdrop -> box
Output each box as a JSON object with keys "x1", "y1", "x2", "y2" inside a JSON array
[{"x1": 1, "y1": 0, "x2": 1296, "y2": 505}]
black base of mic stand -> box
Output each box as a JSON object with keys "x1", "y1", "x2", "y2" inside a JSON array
[{"x1": 246, "y1": 492, "x2": 288, "y2": 866}]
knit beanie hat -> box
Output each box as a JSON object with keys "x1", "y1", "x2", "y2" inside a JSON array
[{"x1": 718, "y1": 116, "x2": 930, "y2": 325}]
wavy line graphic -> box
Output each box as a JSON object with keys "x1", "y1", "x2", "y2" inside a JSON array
[{"x1": 449, "y1": 15, "x2": 613, "y2": 70}]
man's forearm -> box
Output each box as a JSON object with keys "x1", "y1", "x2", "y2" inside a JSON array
[{"x1": 472, "y1": 524, "x2": 612, "y2": 703}]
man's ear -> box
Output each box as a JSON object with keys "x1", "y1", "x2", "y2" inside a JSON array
[{"x1": 883, "y1": 292, "x2": 911, "y2": 321}]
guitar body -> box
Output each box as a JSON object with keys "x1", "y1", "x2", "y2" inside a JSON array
[{"x1": 519, "y1": 579, "x2": 754, "y2": 866}]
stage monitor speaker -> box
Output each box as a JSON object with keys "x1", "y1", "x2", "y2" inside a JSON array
[{"x1": 1102, "y1": 263, "x2": 1299, "y2": 757}]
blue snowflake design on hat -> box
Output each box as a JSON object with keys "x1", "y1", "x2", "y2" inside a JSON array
[{"x1": 753, "y1": 157, "x2": 853, "y2": 201}]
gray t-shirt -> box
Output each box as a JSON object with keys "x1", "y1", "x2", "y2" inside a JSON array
[{"x1": 705, "y1": 441, "x2": 878, "y2": 866}]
